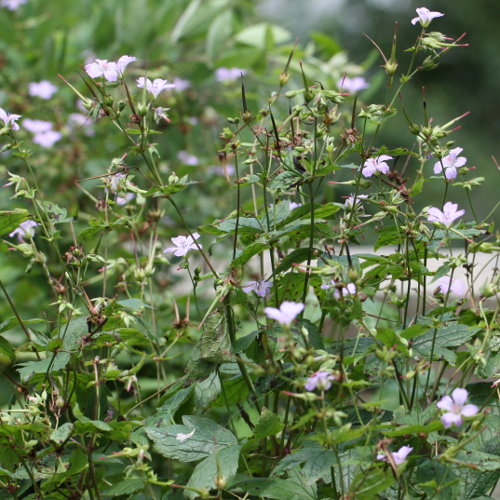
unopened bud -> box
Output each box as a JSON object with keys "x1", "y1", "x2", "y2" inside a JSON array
[{"x1": 279, "y1": 72, "x2": 290, "y2": 86}]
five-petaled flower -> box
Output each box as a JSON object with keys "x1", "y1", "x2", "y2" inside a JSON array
[
  {"x1": 434, "y1": 147, "x2": 467, "y2": 180},
  {"x1": 434, "y1": 276, "x2": 467, "y2": 296},
  {"x1": 305, "y1": 371, "x2": 337, "y2": 392},
  {"x1": 242, "y1": 280, "x2": 272, "y2": 298},
  {"x1": 163, "y1": 233, "x2": 202, "y2": 257},
  {"x1": 377, "y1": 446, "x2": 413, "y2": 465},
  {"x1": 362, "y1": 155, "x2": 393, "y2": 177},
  {"x1": 337, "y1": 76, "x2": 369, "y2": 94},
  {"x1": 28, "y1": 81, "x2": 58, "y2": 100},
  {"x1": 411, "y1": 7, "x2": 444, "y2": 27},
  {"x1": 137, "y1": 77, "x2": 175, "y2": 99},
  {"x1": 437, "y1": 388, "x2": 478, "y2": 428},
  {"x1": 264, "y1": 301, "x2": 304, "y2": 326},
  {"x1": 427, "y1": 201, "x2": 465, "y2": 227},
  {"x1": 0, "y1": 107, "x2": 21, "y2": 131},
  {"x1": 9, "y1": 220, "x2": 38, "y2": 242}
]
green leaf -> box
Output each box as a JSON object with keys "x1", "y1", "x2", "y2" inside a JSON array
[
  {"x1": 275, "y1": 248, "x2": 313, "y2": 274},
  {"x1": 0, "y1": 336, "x2": 15, "y2": 363},
  {"x1": 102, "y1": 478, "x2": 145, "y2": 497},
  {"x1": 231, "y1": 242, "x2": 268, "y2": 266},
  {"x1": 231, "y1": 477, "x2": 317, "y2": 500},
  {"x1": 0, "y1": 209, "x2": 29, "y2": 237},
  {"x1": 50, "y1": 423, "x2": 74, "y2": 444},
  {"x1": 254, "y1": 409, "x2": 283, "y2": 440},
  {"x1": 186, "y1": 445, "x2": 240, "y2": 499},
  {"x1": 146, "y1": 415, "x2": 237, "y2": 462},
  {"x1": 206, "y1": 10, "x2": 233, "y2": 61},
  {"x1": 234, "y1": 23, "x2": 291, "y2": 49},
  {"x1": 17, "y1": 353, "x2": 71, "y2": 381},
  {"x1": 348, "y1": 467, "x2": 395, "y2": 499}
]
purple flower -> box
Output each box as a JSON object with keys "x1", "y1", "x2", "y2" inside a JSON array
[
  {"x1": 22, "y1": 119, "x2": 54, "y2": 134},
  {"x1": 434, "y1": 276, "x2": 467, "y2": 296},
  {"x1": 337, "y1": 76, "x2": 369, "y2": 94},
  {"x1": 427, "y1": 202, "x2": 465, "y2": 227},
  {"x1": 242, "y1": 280, "x2": 272, "y2": 298},
  {"x1": 264, "y1": 301, "x2": 304, "y2": 326},
  {"x1": 0, "y1": 0, "x2": 27, "y2": 9},
  {"x1": 289, "y1": 201, "x2": 302, "y2": 211},
  {"x1": 215, "y1": 67, "x2": 246, "y2": 82},
  {"x1": 362, "y1": 155, "x2": 393, "y2": 177},
  {"x1": 377, "y1": 446, "x2": 413, "y2": 465},
  {"x1": 33, "y1": 130, "x2": 62, "y2": 148},
  {"x1": 173, "y1": 77, "x2": 191, "y2": 91},
  {"x1": 305, "y1": 371, "x2": 337, "y2": 391},
  {"x1": 177, "y1": 150, "x2": 199, "y2": 166},
  {"x1": 9, "y1": 220, "x2": 38, "y2": 241},
  {"x1": 344, "y1": 193, "x2": 368, "y2": 208},
  {"x1": 437, "y1": 388, "x2": 478, "y2": 428},
  {"x1": 115, "y1": 55, "x2": 137, "y2": 75},
  {"x1": 434, "y1": 147, "x2": 467, "y2": 180},
  {"x1": 163, "y1": 233, "x2": 202, "y2": 257},
  {"x1": 411, "y1": 7, "x2": 444, "y2": 27},
  {"x1": 137, "y1": 77, "x2": 175, "y2": 99},
  {"x1": 85, "y1": 59, "x2": 119, "y2": 82},
  {"x1": 334, "y1": 282, "x2": 357, "y2": 299},
  {"x1": 116, "y1": 193, "x2": 135, "y2": 206},
  {"x1": 0, "y1": 107, "x2": 21, "y2": 131},
  {"x1": 28, "y1": 80, "x2": 57, "y2": 100}
]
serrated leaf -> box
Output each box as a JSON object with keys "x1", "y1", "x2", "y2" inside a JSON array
[
  {"x1": 186, "y1": 445, "x2": 240, "y2": 499},
  {"x1": 254, "y1": 409, "x2": 283, "y2": 440},
  {"x1": 17, "y1": 353, "x2": 71, "y2": 381},
  {"x1": 146, "y1": 416, "x2": 237, "y2": 462},
  {"x1": 50, "y1": 423, "x2": 74, "y2": 444}
]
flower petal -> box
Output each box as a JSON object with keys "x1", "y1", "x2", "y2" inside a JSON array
[
  {"x1": 461, "y1": 404, "x2": 479, "y2": 417},
  {"x1": 451, "y1": 387, "x2": 469, "y2": 407},
  {"x1": 441, "y1": 412, "x2": 463, "y2": 428},
  {"x1": 436, "y1": 395, "x2": 454, "y2": 411}
]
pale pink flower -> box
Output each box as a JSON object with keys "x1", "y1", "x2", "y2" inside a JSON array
[
  {"x1": 85, "y1": 59, "x2": 119, "y2": 82},
  {"x1": 427, "y1": 202, "x2": 465, "y2": 227},
  {"x1": 411, "y1": 7, "x2": 444, "y2": 27},
  {"x1": 9, "y1": 220, "x2": 38, "y2": 241},
  {"x1": 177, "y1": 150, "x2": 199, "y2": 166},
  {"x1": 0, "y1": 0, "x2": 27, "y2": 9},
  {"x1": 264, "y1": 301, "x2": 304, "y2": 326},
  {"x1": 362, "y1": 155, "x2": 393, "y2": 177},
  {"x1": 434, "y1": 276, "x2": 467, "y2": 296},
  {"x1": 154, "y1": 107, "x2": 171, "y2": 123},
  {"x1": 337, "y1": 76, "x2": 369, "y2": 94},
  {"x1": 434, "y1": 147, "x2": 467, "y2": 180},
  {"x1": 0, "y1": 107, "x2": 21, "y2": 131},
  {"x1": 136, "y1": 77, "x2": 175, "y2": 98},
  {"x1": 163, "y1": 233, "x2": 202, "y2": 257},
  {"x1": 22, "y1": 119, "x2": 53, "y2": 134},
  {"x1": 28, "y1": 80, "x2": 57, "y2": 99},
  {"x1": 305, "y1": 371, "x2": 337, "y2": 391},
  {"x1": 33, "y1": 130, "x2": 62, "y2": 148},
  {"x1": 437, "y1": 388, "x2": 478, "y2": 428},
  {"x1": 377, "y1": 446, "x2": 413, "y2": 465},
  {"x1": 242, "y1": 280, "x2": 272, "y2": 298},
  {"x1": 115, "y1": 55, "x2": 137, "y2": 75},
  {"x1": 173, "y1": 77, "x2": 191, "y2": 91},
  {"x1": 344, "y1": 193, "x2": 368, "y2": 208},
  {"x1": 289, "y1": 201, "x2": 302, "y2": 210},
  {"x1": 215, "y1": 67, "x2": 246, "y2": 82},
  {"x1": 116, "y1": 193, "x2": 135, "y2": 206}
]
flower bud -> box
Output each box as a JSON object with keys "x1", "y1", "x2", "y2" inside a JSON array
[
  {"x1": 384, "y1": 59, "x2": 398, "y2": 76},
  {"x1": 279, "y1": 72, "x2": 290, "y2": 87}
]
